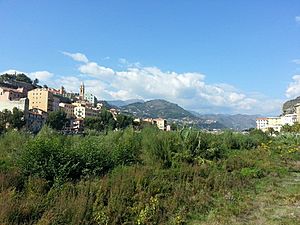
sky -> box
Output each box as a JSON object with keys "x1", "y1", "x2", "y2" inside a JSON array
[{"x1": 1, "y1": 0, "x2": 300, "y2": 115}]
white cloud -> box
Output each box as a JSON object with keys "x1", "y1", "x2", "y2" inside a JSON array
[
  {"x1": 79, "y1": 62, "x2": 115, "y2": 77},
  {"x1": 60, "y1": 53, "x2": 282, "y2": 114},
  {"x1": 296, "y1": 16, "x2": 300, "y2": 23},
  {"x1": 29, "y1": 71, "x2": 53, "y2": 81},
  {"x1": 286, "y1": 75, "x2": 300, "y2": 98},
  {"x1": 62, "y1": 51, "x2": 89, "y2": 63}
]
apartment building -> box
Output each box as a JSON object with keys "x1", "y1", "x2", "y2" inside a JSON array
[
  {"x1": 281, "y1": 114, "x2": 297, "y2": 126},
  {"x1": 0, "y1": 86, "x2": 26, "y2": 101},
  {"x1": 74, "y1": 106, "x2": 99, "y2": 119},
  {"x1": 28, "y1": 88, "x2": 55, "y2": 112},
  {"x1": 153, "y1": 118, "x2": 167, "y2": 131},
  {"x1": 59, "y1": 103, "x2": 75, "y2": 118},
  {"x1": 26, "y1": 108, "x2": 47, "y2": 133},
  {"x1": 256, "y1": 113, "x2": 298, "y2": 132},
  {"x1": 73, "y1": 102, "x2": 99, "y2": 119},
  {"x1": 84, "y1": 93, "x2": 98, "y2": 107},
  {"x1": 256, "y1": 118, "x2": 269, "y2": 132},
  {"x1": 267, "y1": 117, "x2": 282, "y2": 132}
]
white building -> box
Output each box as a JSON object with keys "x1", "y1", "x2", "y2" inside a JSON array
[
  {"x1": 73, "y1": 104, "x2": 99, "y2": 119},
  {"x1": 281, "y1": 114, "x2": 297, "y2": 126},
  {"x1": 256, "y1": 113, "x2": 298, "y2": 132},
  {"x1": 256, "y1": 118, "x2": 269, "y2": 132},
  {"x1": 0, "y1": 98, "x2": 29, "y2": 113}
]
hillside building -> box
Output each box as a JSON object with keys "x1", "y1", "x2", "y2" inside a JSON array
[
  {"x1": 267, "y1": 117, "x2": 282, "y2": 132},
  {"x1": 0, "y1": 86, "x2": 26, "y2": 101},
  {"x1": 84, "y1": 93, "x2": 98, "y2": 107},
  {"x1": 281, "y1": 113, "x2": 297, "y2": 126},
  {"x1": 72, "y1": 102, "x2": 99, "y2": 119},
  {"x1": 153, "y1": 118, "x2": 167, "y2": 131},
  {"x1": 26, "y1": 108, "x2": 47, "y2": 133},
  {"x1": 0, "y1": 98, "x2": 29, "y2": 113},
  {"x1": 256, "y1": 113, "x2": 298, "y2": 132},
  {"x1": 59, "y1": 103, "x2": 75, "y2": 118},
  {"x1": 256, "y1": 118, "x2": 269, "y2": 132},
  {"x1": 28, "y1": 88, "x2": 57, "y2": 112}
]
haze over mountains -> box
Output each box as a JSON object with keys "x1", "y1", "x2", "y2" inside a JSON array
[{"x1": 108, "y1": 99, "x2": 257, "y2": 130}]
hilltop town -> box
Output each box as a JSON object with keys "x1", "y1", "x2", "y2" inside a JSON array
[{"x1": 0, "y1": 72, "x2": 170, "y2": 133}]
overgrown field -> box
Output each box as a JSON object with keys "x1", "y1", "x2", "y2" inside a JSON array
[{"x1": 0, "y1": 127, "x2": 299, "y2": 224}]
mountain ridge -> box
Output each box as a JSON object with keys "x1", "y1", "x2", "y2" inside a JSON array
[{"x1": 118, "y1": 99, "x2": 257, "y2": 130}]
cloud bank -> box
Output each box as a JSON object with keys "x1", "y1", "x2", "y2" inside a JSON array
[
  {"x1": 1, "y1": 52, "x2": 284, "y2": 115},
  {"x1": 59, "y1": 51, "x2": 282, "y2": 115}
]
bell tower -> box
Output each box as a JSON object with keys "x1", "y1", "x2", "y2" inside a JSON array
[{"x1": 79, "y1": 82, "x2": 85, "y2": 100}]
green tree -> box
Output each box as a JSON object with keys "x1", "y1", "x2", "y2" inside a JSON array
[
  {"x1": 10, "y1": 108, "x2": 26, "y2": 130},
  {"x1": 0, "y1": 73, "x2": 15, "y2": 82},
  {"x1": 15, "y1": 73, "x2": 32, "y2": 84},
  {"x1": 0, "y1": 73, "x2": 32, "y2": 84},
  {"x1": 84, "y1": 109, "x2": 117, "y2": 132},
  {"x1": 0, "y1": 109, "x2": 12, "y2": 132},
  {"x1": 33, "y1": 78, "x2": 39, "y2": 85},
  {"x1": 116, "y1": 114, "x2": 133, "y2": 129},
  {"x1": 46, "y1": 110, "x2": 68, "y2": 130},
  {"x1": 84, "y1": 117, "x2": 104, "y2": 131}
]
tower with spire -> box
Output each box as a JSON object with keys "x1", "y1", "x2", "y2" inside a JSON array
[{"x1": 79, "y1": 82, "x2": 85, "y2": 100}]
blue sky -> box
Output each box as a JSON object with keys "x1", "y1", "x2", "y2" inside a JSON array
[{"x1": 1, "y1": 0, "x2": 300, "y2": 115}]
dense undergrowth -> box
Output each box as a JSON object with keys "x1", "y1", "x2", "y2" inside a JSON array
[{"x1": 0, "y1": 127, "x2": 299, "y2": 224}]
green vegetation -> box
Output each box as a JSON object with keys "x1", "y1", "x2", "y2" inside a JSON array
[
  {"x1": 84, "y1": 110, "x2": 134, "y2": 132},
  {"x1": 0, "y1": 127, "x2": 299, "y2": 224},
  {"x1": 121, "y1": 99, "x2": 195, "y2": 119},
  {"x1": 281, "y1": 122, "x2": 300, "y2": 133},
  {"x1": 46, "y1": 110, "x2": 68, "y2": 131},
  {"x1": 0, "y1": 73, "x2": 33, "y2": 84},
  {"x1": 0, "y1": 108, "x2": 26, "y2": 134}
]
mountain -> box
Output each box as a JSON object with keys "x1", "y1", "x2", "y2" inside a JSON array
[
  {"x1": 107, "y1": 99, "x2": 145, "y2": 107},
  {"x1": 120, "y1": 99, "x2": 194, "y2": 119},
  {"x1": 98, "y1": 100, "x2": 114, "y2": 109},
  {"x1": 282, "y1": 96, "x2": 300, "y2": 115},
  {"x1": 192, "y1": 113, "x2": 258, "y2": 131},
  {"x1": 119, "y1": 99, "x2": 257, "y2": 130},
  {"x1": 120, "y1": 99, "x2": 226, "y2": 129}
]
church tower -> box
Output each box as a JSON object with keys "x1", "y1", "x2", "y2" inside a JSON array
[{"x1": 79, "y1": 82, "x2": 85, "y2": 100}]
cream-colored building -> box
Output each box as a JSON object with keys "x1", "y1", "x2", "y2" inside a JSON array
[
  {"x1": 267, "y1": 117, "x2": 282, "y2": 132},
  {"x1": 153, "y1": 118, "x2": 167, "y2": 131},
  {"x1": 59, "y1": 103, "x2": 75, "y2": 118},
  {"x1": 28, "y1": 88, "x2": 55, "y2": 112}
]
